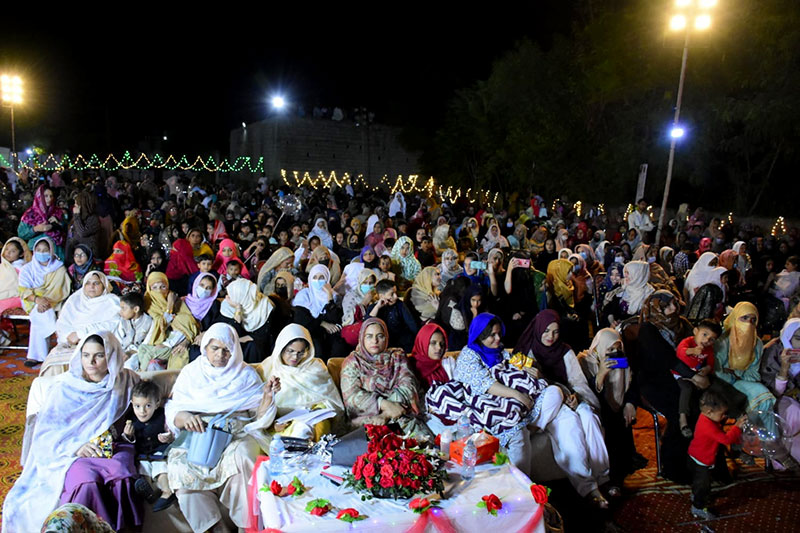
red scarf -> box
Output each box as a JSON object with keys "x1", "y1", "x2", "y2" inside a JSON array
[{"x1": 410, "y1": 323, "x2": 450, "y2": 387}]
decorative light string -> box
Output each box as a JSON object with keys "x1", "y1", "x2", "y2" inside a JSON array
[
  {"x1": 771, "y1": 216, "x2": 786, "y2": 237},
  {"x1": 0, "y1": 151, "x2": 265, "y2": 173}
]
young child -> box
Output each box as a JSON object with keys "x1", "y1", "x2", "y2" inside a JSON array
[
  {"x1": 368, "y1": 279, "x2": 417, "y2": 352},
  {"x1": 687, "y1": 390, "x2": 746, "y2": 520},
  {"x1": 125, "y1": 380, "x2": 176, "y2": 512},
  {"x1": 416, "y1": 236, "x2": 436, "y2": 268},
  {"x1": 188, "y1": 253, "x2": 215, "y2": 288},
  {"x1": 116, "y1": 292, "x2": 155, "y2": 371},
  {"x1": 219, "y1": 258, "x2": 244, "y2": 294},
  {"x1": 674, "y1": 319, "x2": 722, "y2": 438}
]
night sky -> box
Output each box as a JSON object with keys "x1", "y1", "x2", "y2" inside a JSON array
[{"x1": 0, "y1": 7, "x2": 575, "y2": 157}]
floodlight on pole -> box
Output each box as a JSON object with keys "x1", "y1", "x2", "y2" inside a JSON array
[
  {"x1": 1, "y1": 74, "x2": 24, "y2": 170},
  {"x1": 655, "y1": 0, "x2": 717, "y2": 246},
  {"x1": 271, "y1": 96, "x2": 286, "y2": 110}
]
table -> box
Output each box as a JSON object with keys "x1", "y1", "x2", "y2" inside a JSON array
[{"x1": 249, "y1": 456, "x2": 545, "y2": 533}]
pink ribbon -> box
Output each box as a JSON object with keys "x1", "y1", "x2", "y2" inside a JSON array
[
  {"x1": 406, "y1": 508, "x2": 457, "y2": 533},
  {"x1": 516, "y1": 504, "x2": 545, "y2": 533}
]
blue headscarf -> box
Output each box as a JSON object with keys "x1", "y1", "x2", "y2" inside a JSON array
[
  {"x1": 603, "y1": 262, "x2": 624, "y2": 291},
  {"x1": 467, "y1": 312, "x2": 506, "y2": 368},
  {"x1": 360, "y1": 245, "x2": 378, "y2": 268}
]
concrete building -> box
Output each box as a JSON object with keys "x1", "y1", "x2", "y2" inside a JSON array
[{"x1": 229, "y1": 116, "x2": 420, "y2": 185}]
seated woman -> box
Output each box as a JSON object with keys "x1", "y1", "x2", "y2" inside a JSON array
[
  {"x1": 137, "y1": 272, "x2": 200, "y2": 371},
  {"x1": 760, "y1": 318, "x2": 800, "y2": 467},
  {"x1": 578, "y1": 328, "x2": 641, "y2": 489},
  {"x1": 18, "y1": 185, "x2": 68, "y2": 260},
  {"x1": 391, "y1": 236, "x2": 422, "y2": 289},
  {"x1": 342, "y1": 268, "x2": 376, "y2": 329},
  {"x1": 410, "y1": 265, "x2": 441, "y2": 323},
  {"x1": 684, "y1": 252, "x2": 726, "y2": 307},
  {"x1": 304, "y1": 244, "x2": 342, "y2": 286},
  {"x1": 257, "y1": 246, "x2": 297, "y2": 294},
  {"x1": 576, "y1": 244, "x2": 605, "y2": 276},
  {"x1": 184, "y1": 272, "x2": 222, "y2": 330},
  {"x1": 165, "y1": 323, "x2": 280, "y2": 533},
  {"x1": 68, "y1": 244, "x2": 101, "y2": 292},
  {"x1": 220, "y1": 278, "x2": 289, "y2": 363},
  {"x1": 601, "y1": 260, "x2": 655, "y2": 327},
  {"x1": 439, "y1": 249, "x2": 463, "y2": 290},
  {"x1": 597, "y1": 262, "x2": 623, "y2": 325},
  {"x1": 103, "y1": 240, "x2": 142, "y2": 287},
  {"x1": 340, "y1": 318, "x2": 433, "y2": 441},
  {"x1": 0, "y1": 237, "x2": 30, "y2": 316},
  {"x1": 293, "y1": 264, "x2": 349, "y2": 360},
  {"x1": 213, "y1": 238, "x2": 251, "y2": 280},
  {"x1": 164, "y1": 238, "x2": 198, "y2": 297},
  {"x1": 261, "y1": 323, "x2": 345, "y2": 437},
  {"x1": 715, "y1": 302, "x2": 776, "y2": 423},
  {"x1": 480, "y1": 221, "x2": 509, "y2": 252},
  {"x1": 2, "y1": 331, "x2": 141, "y2": 532},
  {"x1": 516, "y1": 310, "x2": 611, "y2": 498},
  {"x1": 186, "y1": 227, "x2": 214, "y2": 259},
  {"x1": 40, "y1": 271, "x2": 121, "y2": 376},
  {"x1": 18, "y1": 236, "x2": 71, "y2": 367}
]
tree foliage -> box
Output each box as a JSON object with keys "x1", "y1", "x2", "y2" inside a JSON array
[{"x1": 427, "y1": 0, "x2": 800, "y2": 215}]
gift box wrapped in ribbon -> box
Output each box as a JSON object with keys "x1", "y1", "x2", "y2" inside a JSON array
[{"x1": 449, "y1": 432, "x2": 499, "y2": 466}]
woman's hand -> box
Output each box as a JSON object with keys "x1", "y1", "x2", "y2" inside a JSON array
[
  {"x1": 33, "y1": 223, "x2": 53, "y2": 232},
  {"x1": 273, "y1": 421, "x2": 289, "y2": 433},
  {"x1": 380, "y1": 399, "x2": 406, "y2": 419},
  {"x1": 171, "y1": 339, "x2": 190, "y2": 357},
  {"x1": 175, "y1": 411, "x2": 206, "y2": 432},
  {"x1": 322, "y1": 283, "x2": 334, "y2": 300},
  {"x1": 76, "y1": 442, "x2": 104, "y2": 458},
  {"x1": 595, "y1": 358, "x2": 615, "y2": 389},
  {"x1": 36, "y1": 296, "x2": 52, "y2": 313},
  {"x1": 523, "y1": 367, "x2": 540, "y2": 379},
  {"x1": 158, "y1": 431, "x2": 175, "y2": 444},
  {"x1": 514, "y1": 391, "x2": 534, "y2": 410},
  {"x1": 166, "y1": 291, "x2": 178, "y2": 312},
  {"x1": 690, "y1": 374, "x2": 710, "y2": 390},
  {"x1": 623, "y1": 403, "x2": 637, "y2": 427},
  {"x1": 321, "y1": 321, "x2": 341, "y2": 335},
  {"x1": 565, "y1": 393, "x2": 579, "y2": 410}
]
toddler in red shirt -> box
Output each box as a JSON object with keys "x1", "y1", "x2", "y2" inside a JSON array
[
  {"x1": 674, "y1": 319, "x2": 722, "y2": 438},
  {"x1": 687, "y1": 390, "x2": 746, "y2": 520}
]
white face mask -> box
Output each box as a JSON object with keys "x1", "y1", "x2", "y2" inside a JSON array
[
  {"x1": 615, "y1": 256, "x2": 625, "y2": 264},
  {"x1": 647, "y1": 256, "x2": 657, "y2": 263},
  {"x1": 196, "y1": 287, "x2": 212, "y2": 299}
]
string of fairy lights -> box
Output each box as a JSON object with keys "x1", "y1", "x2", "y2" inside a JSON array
[{"x1": 0, "y1": 152, "x2": 265, "y2": 173}]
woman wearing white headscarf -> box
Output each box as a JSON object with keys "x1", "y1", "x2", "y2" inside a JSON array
[
  {"x1": 307, "y1": 217, "x2": 334, "y2": 249},
  {"x1": 600, "y1": 260, "x2": 655, "y2": 326},
  {"x1": 293, "y1": 264, "x2": 349, "y2": 359},
  {"x1": 261, "y1": 323, "x2": 345, "y2": 437},
  {"x1": 220, "y1": 278, "x2": 277, "y2": 363},
  {"x1": 684, "y1": 251, "x2": 726, "y2": 306},
  {"x1": 3, "y1": 331, "x2": 140, "y2": 532},
  {"x1": 39, "y1": 271, "x2": 121, "y2": 376},
  {"x1": 18, "y1": 235, "x2": 72, "y2": 366},
  {"x1": 481, "y1": 221, "x2": 509, "y2": 252},
  {"x1": 410, "y1": 266, "x2": 442, "y2": 322},
  {"x1": 433, "y1": 224, "x2": 456, "y2": 255},
  {"x1": 388, "y1": 192, "x2": 407, "y2": 217},
  {"x1": 439, "y1": 249, "x2": 463, "y2": 290},
  {"x1": 342, "y1": 268, "x2": 377, "y2": 327},
  {"x1": 165, "y1": 323, "x2": 279, "y2": 533}
]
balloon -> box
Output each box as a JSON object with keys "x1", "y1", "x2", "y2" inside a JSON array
[
  {"x1": 741, "y1": 409, "x2": 795, "y2": 459},
  {"x1": 277, "y1": 194, "x2": 303, "y2": 217}
]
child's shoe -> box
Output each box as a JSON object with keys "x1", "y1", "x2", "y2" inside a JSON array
[
  {"x1": 690, "y1": 506, "x2": 718, "y2": 520},
  {"x1": 153, "y1": 493, "x2": 177, "y2": 512},
  {"x1": 134, "y1": 477, "x2": 162, "y2": 504}
]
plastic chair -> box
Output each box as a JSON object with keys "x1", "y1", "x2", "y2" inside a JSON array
[
  {"x1": 0, "y1": 308, "x2": 30, "y2": 352},
  {"x1": 326, "y1": 357, "x2": 345, "y2": 391}
]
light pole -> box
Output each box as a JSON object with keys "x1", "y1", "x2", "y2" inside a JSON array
[
  {"x1": 1, "y1": 75, "x2": 24, "y2": 170},
  {"x1": 655, "y1": 0, "x2": 716, "y2": 245},
  {"x1": 270, "y1": 95, "x2": 287, "y2": 178}
]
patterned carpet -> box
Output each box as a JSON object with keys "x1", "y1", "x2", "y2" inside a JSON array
[{"x1": 0, "y1": 373, "x2": 32, "y2": 520}]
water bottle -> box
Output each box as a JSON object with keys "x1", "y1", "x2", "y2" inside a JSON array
[
  {"x1": 461, "y1": 440, "x2": 477, "y2": 481},
  {"x1": 269, "y1": 435, "x2": 285, "y2": 478},
  {"x1": 440, "y1": 430, "x2": 453, "y2": 458},
  {"x1": 456, "y1": 413, "x2": 472, "y2": 441}
]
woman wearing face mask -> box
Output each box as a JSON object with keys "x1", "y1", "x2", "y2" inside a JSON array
[
  {"x1": 293, "y1": 264, "x2": 349, "y2": 360},
  {"x1": 760, "y1": 318, "x2": 800, "y2": 466},
  {"x1": 39, "y1": 271, "x2": 121, "y2": 376},
  {"x1": 136, "y1": 272, "x2": 199, "y2": 371},
  {"x1": 18, "y1": 185, "x2": 68, "y2": 260},
  {"x1": 715, "y1": 302, "x2": 775, "y2": 424},
  {"x1": 576, "y1": 244, "x2": 604, "y2": 277},
  {"x1": 19, "y1": 236, "x2": 72, "y2": 366},
  {"x1": 516, "y1": 311, "x2": 611, "y2": 504},
  {"x1": 183, "y1": 273, "x2": 222, "y2": 331},
  {"x1": 342, "y1": 269, "x2": 377, "y2": 330},
  {"x1": 634, "y1": 244, "x2": 681, "y2": 297},
  {"x1": 601, "y1": 261, "x2": 655, "y2": 327},
  {"x1": 257, "y1": 246, "x2": 298, "y2": 295},
  {"x1": 305, "y1": 244, "x2": 342, "y2": 286}
]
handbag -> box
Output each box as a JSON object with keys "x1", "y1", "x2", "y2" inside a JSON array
[
  {"x1": 341, "y1": 304, "x2": 364, "y2": 346},
  {"x1": 186, "y1": 381, "x2": 267, "y2": 468}
]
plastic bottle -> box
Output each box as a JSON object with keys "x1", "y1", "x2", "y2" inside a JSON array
[
  {"x1": 440, "y1": 429, "x2": 453, "y2": 458},
  {"x1": 456, "y1": 413, "x2": 472, "y2": 441},
  {"x1": 461, "y1": 440, "x2": 477, "y2": 481},
  {"x1": 269, "y1": 435, "x2": 285, "y2": 478}
]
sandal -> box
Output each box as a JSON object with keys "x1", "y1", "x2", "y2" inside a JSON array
[
  {"x1": 681, "y1": 425, "x2": 693, "y2": 439},
  {"x1": 588, "y1": 489, "x2": 609, "y2": 509}
]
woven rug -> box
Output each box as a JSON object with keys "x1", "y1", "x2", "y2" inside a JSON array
[{"x1": 0, "y1": 374, "x2": 32, "y2": 521}]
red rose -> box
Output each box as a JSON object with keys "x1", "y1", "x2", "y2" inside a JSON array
[
  {"x1": 368, "y1": 452, "x2": 379, "y2": 463},
  {"x1": 379, "y1": 474, "x2": 395, "y2": 488},
  {"x1": 270, "y1": 480, "x2": 282, "y2": 495},
  {"x1": 310, "y1": 506, "x2": 329, "y2": 516},
  {"x1": 337, "y1": 508, "x2": 360, "y2": 520},
  {"x1": 286, "y1": 483, "x2": 296, "y2": 495},
  {"x1": 410, "y1": 463, "x2": 424, "y2": 477},
  {"x1": 483, "y1": 494, "x2": 502, "y2": 513},
  {"x1": 411, "y1": 479, "x2": 422, "y2": 490},
  {"x1": 409, "y1": 497, "x2": 431, "y2": 512},
  {"x1": 380, "y1": 464, "x2": 394, "y2": 479},
  {"x1": 365, "y1": 477, "x2": 374, "y2": 489},
  {"x1": 427, "y1": 479, "x2": 435, "y2": 489},
  {"x1": 363, "y1": 463, "x2": 376, "y2": 478},
  {"x1": 530, "y1": 484, "x2": 549, "y2": 505}
]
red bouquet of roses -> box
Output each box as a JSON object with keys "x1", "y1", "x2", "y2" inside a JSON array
[{"x1": 344, "y1": 425, "x2": 447, "y2": 500}]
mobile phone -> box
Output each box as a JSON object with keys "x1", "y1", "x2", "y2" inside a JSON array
[
  {"x1": 517, "y1": 258, "x2": 531, "y2": 268},
  {"x1": 608, "y1": 357, "x2": 629, "y2": 369},
  {"x1": 471, "y1": 261, "x2": 487, "y2": 271}
]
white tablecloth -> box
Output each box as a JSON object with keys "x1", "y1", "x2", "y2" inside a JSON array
[{"x1": 254, "y1": 457, "x2": 545, "y2": 533}]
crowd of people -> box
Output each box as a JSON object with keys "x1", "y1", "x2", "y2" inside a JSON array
[{"x1": 1, "y1": 166, "x2": 799, "y2": 532}]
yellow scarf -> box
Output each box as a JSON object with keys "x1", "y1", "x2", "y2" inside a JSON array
[
  {"x1": 19, "y1": 268, "x2": 71, "y2": 313},
  {"x1": 144, "y1": 272, "x2": 200, "y2": 345},
  {"x1": 547, "y1": 259, "x2": 575, "y2": 308},
  {"x1": 724, "y1": 301, "x2": 759, "y2": 371}
]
